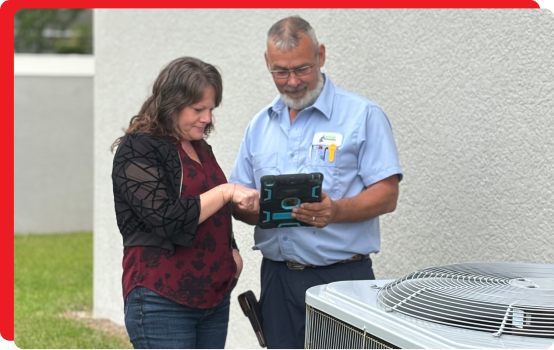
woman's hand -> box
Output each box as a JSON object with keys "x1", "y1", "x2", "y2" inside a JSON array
[
  {"x1": 225, "y1": 183, "x2": 260, "y2": 213},
  {"x1": 232, "y1": 249, "x2": 243, "y2": 278}
]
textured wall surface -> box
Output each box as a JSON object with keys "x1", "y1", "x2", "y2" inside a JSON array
[
  {"x1": 94, "y1": 9, "x2": 554, "y2": 348},
  {"x1": 15, "y1": 75, "x2": 93, "y2": 233}
]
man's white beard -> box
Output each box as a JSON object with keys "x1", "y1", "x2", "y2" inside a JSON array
[{"x1": 280, "y1": 73, "x2": 324, "y2": 110}]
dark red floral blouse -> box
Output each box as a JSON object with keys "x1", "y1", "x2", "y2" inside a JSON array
[{"x1": 122, "y1": 140, "x2": 237, "y2": 308}]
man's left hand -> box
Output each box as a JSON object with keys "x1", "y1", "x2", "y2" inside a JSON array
[{"x1": 291, "y1": 192, "x2": 337, "y2": 228}]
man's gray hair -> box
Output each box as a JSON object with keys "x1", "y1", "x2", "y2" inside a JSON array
[{"x1": 267, "y1": 16, "x2": 319, "y2": 54}]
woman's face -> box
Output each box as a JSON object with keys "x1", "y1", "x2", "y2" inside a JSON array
[{"x1": 177, "y1": 85, "x2": 215, "y2": 141}]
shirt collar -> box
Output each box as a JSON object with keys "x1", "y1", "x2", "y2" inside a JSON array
[{"x1": 267, "y1": 73, "x2": 334, "y2": 120}]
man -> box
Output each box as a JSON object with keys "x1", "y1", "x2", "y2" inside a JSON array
[{"x1": 229, "y1": 16, "x2": 403, "y2": 349}]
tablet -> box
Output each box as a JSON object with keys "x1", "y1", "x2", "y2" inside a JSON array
[{"x1": 258, "y1": 172, "x2": 323, "y2": 229}]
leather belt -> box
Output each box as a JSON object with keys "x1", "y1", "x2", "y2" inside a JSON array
[{"x1": 285, "y1": 254, "x2": 370, "y2": 270}]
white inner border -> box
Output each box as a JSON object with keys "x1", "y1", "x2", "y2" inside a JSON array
[{"x1": 14, "y1": 54, "x2": 94, "y2": 77}]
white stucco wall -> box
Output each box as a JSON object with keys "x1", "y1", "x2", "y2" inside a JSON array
[
  {"x1": 14, "y1": 54, "x2": 94, "y2": 234},
  {"x1": 94, "y1": 9, "x2": 554, "y2": 348}
]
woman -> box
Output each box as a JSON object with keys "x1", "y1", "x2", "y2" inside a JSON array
[{"x1": 111, "y1": 57, "x2": 259, "y2": 349}]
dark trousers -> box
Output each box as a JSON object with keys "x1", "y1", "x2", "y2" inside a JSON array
[{"x1": 259, "y1": 257, "x2": 375, "y2": 349}]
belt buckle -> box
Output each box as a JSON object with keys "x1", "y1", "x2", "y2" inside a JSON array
[{"x1": 286, "y1": 260, "x2": 305, "y2": 270}]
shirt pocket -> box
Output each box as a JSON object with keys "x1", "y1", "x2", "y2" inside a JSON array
[
  {"x1": 305, "y1": 146, "x2": 344, "y2": 199},
  {"x1": 252, "y1": 152, "x2": 279, "y2": 188}
]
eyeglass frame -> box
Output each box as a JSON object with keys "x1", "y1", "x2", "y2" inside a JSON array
[{"x1": 268, "y1": 63, "x2": 316, "y2": 79}]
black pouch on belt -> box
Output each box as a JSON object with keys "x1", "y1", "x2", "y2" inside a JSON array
[{"x1": 237, "y1": 290, "x2": 266, "y2": 348}]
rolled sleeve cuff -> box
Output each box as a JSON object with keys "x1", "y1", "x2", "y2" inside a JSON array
[{"x1": 364, "y1": 167, "x2": 403, "y2": 187}]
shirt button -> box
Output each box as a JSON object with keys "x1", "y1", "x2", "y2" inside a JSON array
[{"x1": 283, "y1": 236, "x2": 288, "y2": 241}]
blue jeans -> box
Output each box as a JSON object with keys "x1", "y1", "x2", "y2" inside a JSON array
[{"x1": 124, "y1": 279, "x2": 237, "y2": 349}]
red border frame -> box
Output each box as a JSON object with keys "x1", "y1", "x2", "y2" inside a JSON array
[{"x1": 2, "y1": 0, "x2": 541, "y2": 344}]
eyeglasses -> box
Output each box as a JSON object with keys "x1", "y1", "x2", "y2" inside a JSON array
[{"x1": 269, "y1": 63, "x2": 316, "y2": 79}]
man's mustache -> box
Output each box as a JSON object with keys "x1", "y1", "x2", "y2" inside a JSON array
[{"x1": 284, "y1": 84, "x2": 307, "y2": 92}]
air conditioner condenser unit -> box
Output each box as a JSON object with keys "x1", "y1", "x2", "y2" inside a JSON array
[{"x1": 305, "y1": 262, "x2": 554, "y2": 349}]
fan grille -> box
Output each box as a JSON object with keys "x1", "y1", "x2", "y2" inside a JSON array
[{"x1": 377, "y1": 262, "x2": 554, "y2": 338}]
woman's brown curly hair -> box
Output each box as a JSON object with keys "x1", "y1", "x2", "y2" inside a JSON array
[{"x1": 111, "y1": 57, "x2": 222, "y2": 154}]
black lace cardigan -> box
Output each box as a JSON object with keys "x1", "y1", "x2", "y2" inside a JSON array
[{"x1": 112, "y1": 133, "x2": 236, "y2": 252}]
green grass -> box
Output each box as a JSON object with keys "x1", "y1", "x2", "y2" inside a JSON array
[{"x1": 14, "y1": 232, "x2": 132, "y2": 349}]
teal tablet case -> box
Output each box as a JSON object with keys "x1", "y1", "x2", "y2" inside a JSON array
[{"x1": 258, "y1": 173, "x2": 323, "y2": 229}]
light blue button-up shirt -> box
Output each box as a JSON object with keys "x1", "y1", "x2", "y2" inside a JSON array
[{"x1": 229, "y1": 75, "x2": 403, "y2": 265}]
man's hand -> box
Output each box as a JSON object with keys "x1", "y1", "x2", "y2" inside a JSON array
[
  {"x1": 291, "y1": 192, "x2": 337, "y2": 228},
  {"x1": 232, "y1": 202, "x2": 260, "y2": 225},
  {"x1": 290, "y1": 175, "x2": 399, "y2": 227}
]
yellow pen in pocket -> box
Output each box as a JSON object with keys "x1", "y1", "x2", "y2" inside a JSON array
[{"x1": 328, "y1": 144, "x2": 337, "y2": 163}]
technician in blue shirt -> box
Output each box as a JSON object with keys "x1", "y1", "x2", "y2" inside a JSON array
[{"x1": 229, "y1": 16, "x2": 403, "y2": 349}]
